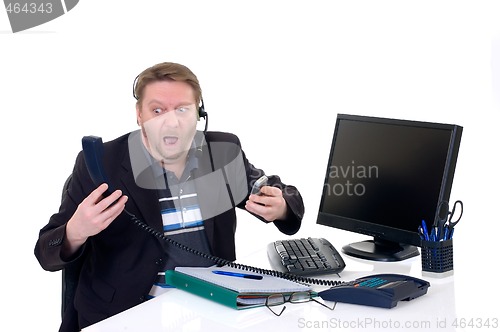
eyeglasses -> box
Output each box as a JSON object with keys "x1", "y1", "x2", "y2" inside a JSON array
[{"x1": 265, "y1": 291, "x2": 336, "y2": 316}]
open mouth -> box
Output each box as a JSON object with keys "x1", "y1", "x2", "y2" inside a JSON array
[{"x1": 163, "y1": 136, "x2": 178, "y2": 145}]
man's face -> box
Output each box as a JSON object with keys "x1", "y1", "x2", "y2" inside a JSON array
[{"x1": 136, "y1": 80, "x2": 198, "y2": 166}]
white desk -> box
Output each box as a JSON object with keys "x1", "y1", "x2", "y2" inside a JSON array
[{"x1": 83, "y1": 248, "x2": 461, "y2": 332}]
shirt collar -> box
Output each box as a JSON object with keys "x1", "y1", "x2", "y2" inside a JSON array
[{"x1": 141, "y1": 139, "x2": 200, "y2": 180}]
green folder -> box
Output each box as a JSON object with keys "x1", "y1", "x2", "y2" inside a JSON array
[
  {"x1": 165, "y1": 267, "x2": 311, "y2": 310},
  {"x1": 166, "y1": 269, "x2": 254, "y2": 309}
]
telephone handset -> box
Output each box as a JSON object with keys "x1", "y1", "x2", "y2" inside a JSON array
[
  {"x1": 82, "y1": 136, "x2": 114, "y2": 197},
  {"x1": 81, "y1": 135, "x2": 340, "y2": 287}
]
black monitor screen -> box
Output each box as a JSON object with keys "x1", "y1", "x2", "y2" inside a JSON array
[{"x1": 317, "y1": 114, "x2": 462, "y2": 261}]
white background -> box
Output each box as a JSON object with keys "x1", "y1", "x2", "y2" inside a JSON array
[{"x1": 1, "y1": 1, "x2": 499, "y2": 330}]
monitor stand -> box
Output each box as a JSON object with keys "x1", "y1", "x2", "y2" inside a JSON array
[{"x1": 342, "y1": 238, "x2": 419, "y2": 262}]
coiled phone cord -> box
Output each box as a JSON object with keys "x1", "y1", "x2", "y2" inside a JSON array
[{"x1": 126, "y1": 209, "x2": 343, "y2": 287}]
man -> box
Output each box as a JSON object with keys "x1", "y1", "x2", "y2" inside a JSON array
[{"x1": 34, "y1": 62, "x2": 304, "y2": 331}]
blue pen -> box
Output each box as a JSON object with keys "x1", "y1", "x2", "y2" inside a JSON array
[
  {"x1": 421, "y1": 220, "x2": 430, "y2": 241},
  {"x1": 433, "y1": 227, "x2": 439, "y2": 241},
  {"x1": 443, "y1": 226, "x2": 449, "y2": 241},
  {"x1": 212, "y1": 270, "x2": 263, "y2": 280}
]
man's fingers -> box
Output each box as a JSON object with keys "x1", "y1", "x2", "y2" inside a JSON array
[
  {"x1": 95, "y1": 189, "x2": 123, "y2": 210},
  {"x1": 258, "y1": 186, "x2": 281, "y2": 197},
  {"x1": 83, "y1": 183, "x2": 123, "y2": 212},
  {"x1": 85, "y1": 183, "x2": 111, "y2": 205},
  {"x1": 100, "y1": 195, "x2": 128, "y2": 226}
]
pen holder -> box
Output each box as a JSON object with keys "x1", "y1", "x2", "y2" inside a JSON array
[{"x1": 421, "y1": 239, "x2": 454, "y2": 277}]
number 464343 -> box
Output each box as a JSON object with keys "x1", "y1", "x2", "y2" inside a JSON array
[
  {"x1": 452, "y1": 318, "x2": 499, "y2": 329},
  {"x1": 6, "y1": 2, "x2": 54, "y2": 14}
]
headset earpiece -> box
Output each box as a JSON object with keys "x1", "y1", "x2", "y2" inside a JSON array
[{"x1": 198, "y1": 98, "x2": 207, "y2": 119}]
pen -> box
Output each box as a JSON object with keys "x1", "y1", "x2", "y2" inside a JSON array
[
  {"x1": 448, "y1": 227, "x2": 454, "y2": 240},
  {"x1": 212, "y1": 270, "x2": 263, "y2": 280},
  {"x1": 443, "y1": 225, "x2": 449, "y2": 241},
  {"x1": 421, "y1": 220, "x2": 430, "y2": 241}
]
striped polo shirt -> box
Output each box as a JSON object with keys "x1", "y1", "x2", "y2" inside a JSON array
[{"x1": 147, "y1": 149, "x2": 214, "y2": 298}]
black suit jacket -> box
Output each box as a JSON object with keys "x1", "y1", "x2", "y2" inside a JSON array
[{"x1": 34, "y1": 130, "x2": 304, "y2": 331}]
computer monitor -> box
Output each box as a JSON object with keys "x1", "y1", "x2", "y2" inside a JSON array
[{"x1": 317, "y1": 114, "x2": 462, "y2": 262}]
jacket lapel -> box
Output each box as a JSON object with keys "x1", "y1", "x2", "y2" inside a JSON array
[{"x1": 119, "y1": 131, "x2": 163, "y2": 233}]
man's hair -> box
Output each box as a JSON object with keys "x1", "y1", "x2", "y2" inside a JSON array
[{"x1": 134, "y1": 62, "x2": 202, "y2": 109}]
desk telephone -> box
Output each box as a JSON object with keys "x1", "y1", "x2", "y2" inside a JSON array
[
  {"x1": 318, "y1": 274, "x2": 430, "y2": 308},
  {"x1": 81, "y1": 135, "x2": 430, "y2": 308}
]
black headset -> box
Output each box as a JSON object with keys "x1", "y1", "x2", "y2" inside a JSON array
[
  {"x1": 197, "y1": 99, "x2": 207, "y2": 120},
  {"x1": 133, "y1": 74, "x2": 208, "y2": 121}
]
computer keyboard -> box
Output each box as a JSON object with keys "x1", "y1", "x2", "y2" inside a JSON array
[{"x1": 267, "y1": 237, "x2": 346, "y2": 276}]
